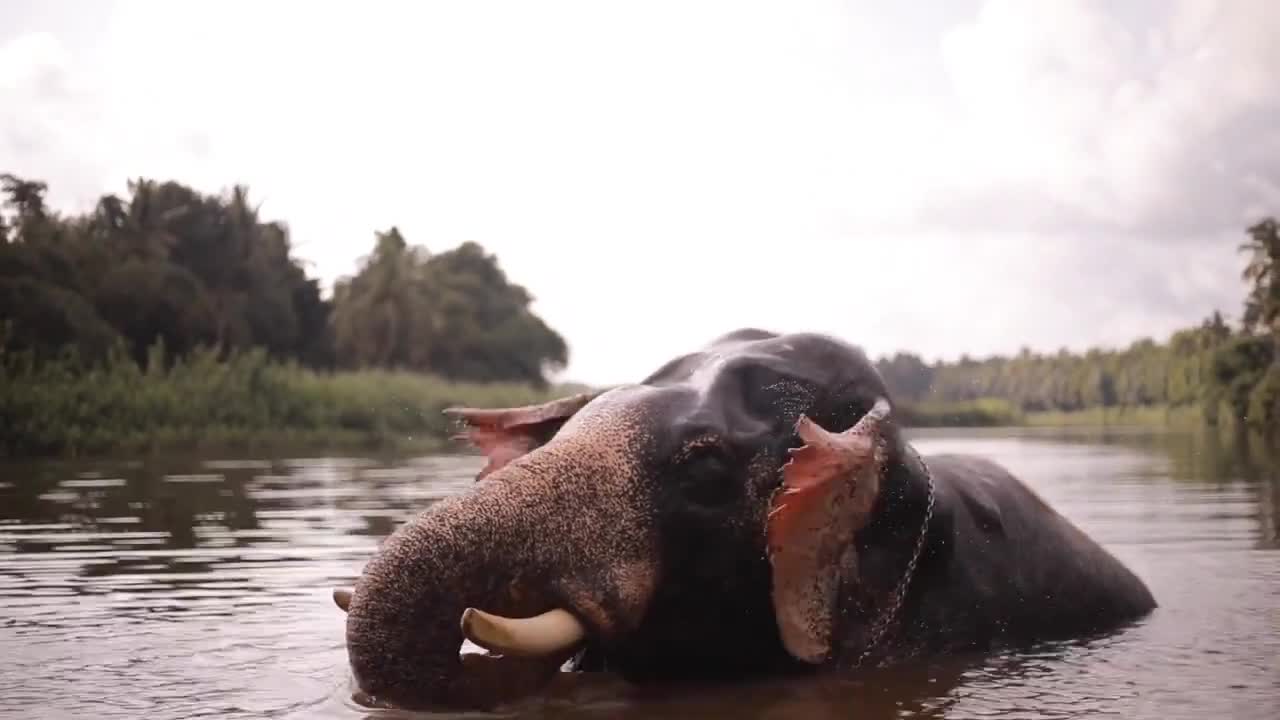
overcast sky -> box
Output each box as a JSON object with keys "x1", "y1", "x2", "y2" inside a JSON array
[{"x1": 3, "y1": 1, "x2": 1279, "y2": 385}]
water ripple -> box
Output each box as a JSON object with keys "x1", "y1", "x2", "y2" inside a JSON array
[{"x1": 0, "y1": 434, "x2": 1277, "y2": 720}]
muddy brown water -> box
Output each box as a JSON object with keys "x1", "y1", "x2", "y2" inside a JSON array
[{"x1": 1, "y1": 427, "x2": 1277, "y2": 720}]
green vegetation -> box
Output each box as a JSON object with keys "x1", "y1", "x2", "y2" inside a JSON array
[
  {"x1": 0, "y1": 342, "x2": 574, "y2": 458},
  {"x1": 0, "y1": 173, "x2": 566, "y2": 385},
  {"x1": 895, "y1": 398, "x2": 1022, "y2": 428},
  {"x1": 3, "y1": 168, "x2": 1280, "y2": 456},
  {"x1": 1022, "y1": 404, "x2": 1205, "y2": 429},
  {"x1": 0, "y1": 172, "x2": 574, "y2": 458},
  {"x1": 878, "y1": 217, "x2": 1280, "y2": 432}
]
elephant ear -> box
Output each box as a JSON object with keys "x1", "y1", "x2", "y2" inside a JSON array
[
  {"x1": 445, "y1": 391, "x2": 601, "y2": 481},
  {"x1": 766, "y1": 398, "x2": 890, "y2": 664}
]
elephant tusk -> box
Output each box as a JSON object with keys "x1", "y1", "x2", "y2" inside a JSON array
[
  {"x1": 459, "y1": 607, "x2": 586, "y2": 658},
  {"x1": 852, "y1": 397, "x2": 892, "y2": 434},
  {"x1": 333, "y1": 588, "x2": 352, "y2": 612}
]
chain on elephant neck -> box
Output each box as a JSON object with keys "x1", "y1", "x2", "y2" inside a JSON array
[{"x1": 851, "y1": 443, "x2": 936, "y2": 669}]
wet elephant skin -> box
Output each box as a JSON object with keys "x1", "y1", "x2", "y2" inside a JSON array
[{"x1": 337, "y1": 328, "x2": 1157, "y2": 710}]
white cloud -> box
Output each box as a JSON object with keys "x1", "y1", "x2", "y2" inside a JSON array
[
  {"x1": 0, "y1": 30, "x2": 115, "y2": 210},
  {"x1": 934, "y1": 0, "x2": 1280, "y2": 236},
  {"x1": 1, "y1": 1, "x2": 1275, "y2": 385}
]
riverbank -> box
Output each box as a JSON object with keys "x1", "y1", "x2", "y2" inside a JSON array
[
  {"x1": 1022, "y1": 403, "x2": 1206, "y2": 428},
  {"x1": 1, "y1": 347, "x2": 1221, "y2": 459},
  {"x1": 0, "y1": 347, "x2": 579, "y2": 459},
  {"x1": 895, "y1": 398, "x2": 1020, "y2": 427},
  {"x1": 901, "y1": 399, "x2": 1212, "y2": 430}
]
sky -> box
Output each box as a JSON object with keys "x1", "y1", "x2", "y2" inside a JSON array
[{"x1": 3, "y1": 0, "x2": 1279, "y2": 386}]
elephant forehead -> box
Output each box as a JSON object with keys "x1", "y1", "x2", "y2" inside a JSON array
[
  {"x1": 559, "y1": 379, "x2": 802, "y2": 456},
  {"x1": 558, "y1": 332, "x2": 884, "y2": 449},
  {"x1": 661, "y1": 354, "x2": 817, "y2": 425},
  {"x1": 646, "y1": 332, "x2": 881, "y2": 402}
]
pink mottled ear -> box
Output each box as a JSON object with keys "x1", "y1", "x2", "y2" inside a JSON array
[
  {"x1": 766, "y1": 399, "x2": 890, "y2": 663},
  {"x1": 767, "y1": 417, "x2": 875, "y2": 550},
  {"x1": 444, "y1": 392, "x2": 600, "y2": 480}
]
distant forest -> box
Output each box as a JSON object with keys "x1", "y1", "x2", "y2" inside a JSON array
[
  {"x1": 875, "y1": 217, "x2": 1280, "y2": 431},
  {"x1": 0, "y1": 173, "x2": 567, "y2": 387},
  {"x1": 4, "y1": 171, "x2": 1280, "y2": 434}
]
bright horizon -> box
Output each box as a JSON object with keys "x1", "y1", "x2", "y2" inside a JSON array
[{"x1": 4, "y1": 1, "x2": 1278, "y2": 386}]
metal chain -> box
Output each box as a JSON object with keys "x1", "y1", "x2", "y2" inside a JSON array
[{"x1": 851, "y1": 444, "x2": 935, "y2": 668}]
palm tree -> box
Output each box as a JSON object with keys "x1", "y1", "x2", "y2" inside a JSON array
[
  {"x1": 122, "y1": 178, "x2": 181, "y2": 261},
  {"x1": 331, "y1": 227, "x2": 439, "y2": 369},
  {"x1": 1240, "y1": 218, "x2": 1280, "y2": 351},
  {"x1": 93, "y1": 195, "x2": 128, "y2": 234},
  {"x1": 0, "y1": 173, "x2": 49, "y2": 225}
]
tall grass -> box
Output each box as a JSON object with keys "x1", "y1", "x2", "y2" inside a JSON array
[
  {"x1": 901, "y1": 398, "x2": 1211, "y2": 430},
  {"x1": 0, "y1": 343, "x2": 575, "y2": 458},
  {"x1": 3, "y1": 342, "x2": 1217, "y2": 460},
  {"x1": 1023, "y1": 403, "x2": 1206, "y2": 428},
  {"x1": 897, "y1": 398, "x2": 1022, "y2": 427}
]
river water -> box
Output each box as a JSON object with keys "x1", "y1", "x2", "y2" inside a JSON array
[{"x1": 1, "y1": 427, "x2": 1277, "y2": 720}]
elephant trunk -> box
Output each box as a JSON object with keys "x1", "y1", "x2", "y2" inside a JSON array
[{"x1": 342, "y1": 446, "x2": 657, "y2": 710}]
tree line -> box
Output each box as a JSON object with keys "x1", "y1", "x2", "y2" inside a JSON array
[
  {"x1": 875, "y1": 217, "x2": 1280, "y2": 431},
  {"x1": 5, "y1": 169, "x2": 1278, "y2": 434},
  {"x1": 0, "y1": 173, "x2": 567, "y2": 386}
]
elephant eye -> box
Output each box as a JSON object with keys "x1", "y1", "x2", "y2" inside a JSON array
[{"x1": 676, "y1": 443, "x2": 739, "y2": 507}]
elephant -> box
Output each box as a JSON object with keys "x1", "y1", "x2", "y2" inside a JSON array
[{"x1": 331, "y1": 329, "x2": 1157, "y2": 711}]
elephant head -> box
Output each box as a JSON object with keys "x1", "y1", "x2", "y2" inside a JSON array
[{"x1": 334, "y1": 329, "x2": 928, "y2": 710}]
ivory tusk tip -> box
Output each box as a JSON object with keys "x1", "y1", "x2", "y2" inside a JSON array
[
  {"x1": 459, "y1": 606, "x2": 511, "y2": 654},
  {"x1": 333, "y1": 588, "x2": 352, "y2": 612},
  {"x1": 459, "y1": 606, "x2": 479, "y2": 637},
  {"x1": 459, "y1": 606, "x2": 587, "y2": 658}
]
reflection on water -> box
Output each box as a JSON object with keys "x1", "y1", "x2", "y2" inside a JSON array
[{"x1": 1, "y1": 429, "x2": 1278, "y2": 720}]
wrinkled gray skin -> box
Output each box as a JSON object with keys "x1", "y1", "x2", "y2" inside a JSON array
[{"x1": 340, "y1": 329, "x2": 1157, "y2": 710}]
